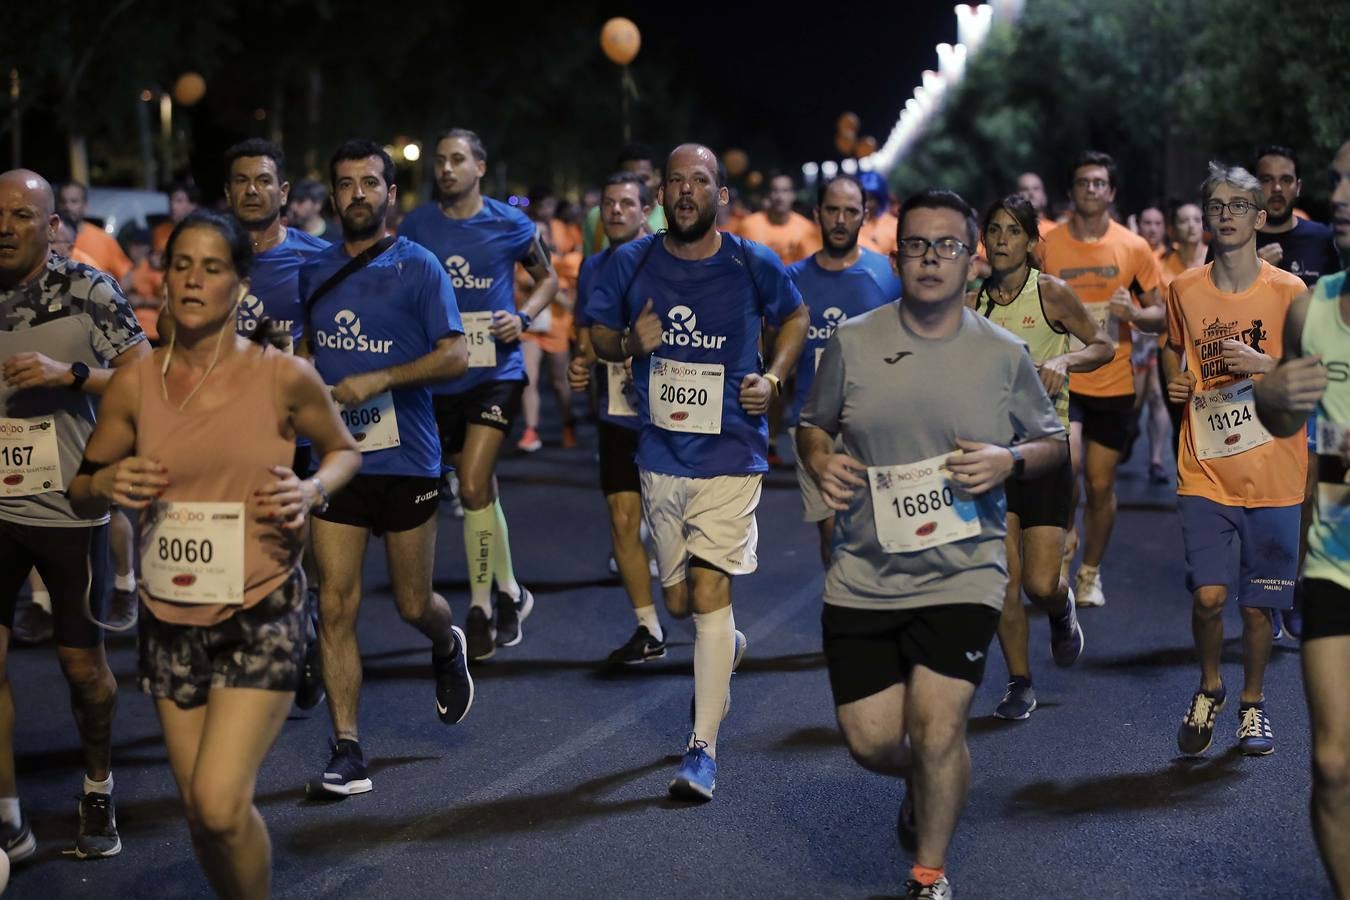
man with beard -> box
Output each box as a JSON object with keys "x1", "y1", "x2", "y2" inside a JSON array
[
  {"x1": 588, "y1": 144, "x2": 809, "y2": 800},
  {"x1": 223, "y1": 138, "x2": 330, "y2": 709},
  {"x1": 400, "y1": 129, "x2": 556, "y2": 662},
  {"x1": 787, "y1": 174, "x2": 900, "y2": 565},
  {"x1": 581, "y1": 143, "x2": 666, "y2": 256},
  {"x1": 735, "y1": 173, "x2": 821, "y2": 266},
  {"x1": 56, "y1": 181, "x2": 133, "y2": 284},
  {"x1": 299, "y1": 140, "x2": 474, "y2": 796},
  {"x1": 1249, "y1": 145, "x2": 1339, "y2": 287}
]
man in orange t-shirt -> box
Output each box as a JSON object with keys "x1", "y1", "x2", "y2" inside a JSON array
[
  {"x1": 1040, "y1": 151, "x2": 1165, "y2": 609},
  {"x1": 1162, "y1": 163, "x2": 1306, "y2": 758},
  {"x1": 56, "y1": 181, "x2": 133, "y2": 282},
  {"x1": 734, "y1": 174, "x2": 821, "y2": 264},
  {"x1": 856, "y1": 171, "x2": 898, "y2": 256}
]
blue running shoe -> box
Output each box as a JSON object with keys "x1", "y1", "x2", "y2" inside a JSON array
[
  {"x1": 669, "y1": 742, "x2": 716, "y2": 801},
  {"x1": 994, "y1": 678, "x2": 1037, "y2": 720},
  {"x1": 1177, "y1": 686, "x2": 1226, "y2": 755},
  {"x1": 1237, "y1": 702, "x2": 1275, "y2": 756},
  {"x1": 1049, "y1": 595, "x2": 1085, "y2": 667}
]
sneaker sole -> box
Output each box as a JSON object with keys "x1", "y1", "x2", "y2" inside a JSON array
[
  {"x1": 1074, "y1": 596, "x2": 1105, "y2": 608},
  {"x1": 1239, "y1": 743, "x2": 1275, "y2": 756},
  {"x1": 993, "y1": 698, "x2": 1037, "y2": 721},
  {"x1": 314, "y1": 777, "x2": 373, "y2": 796},
  {"x1": 668, "y1": 776, "x2": 715, "y2": 801},
  {"x1": 6, "y1": 830, "x2": 37, "y2": 863},
  {"x1": 496, "y1": 591, "x2": 535, "y2": 648},
  {"x1": 438, "y1": 626, "x2": 475, "y2": 725},
  {"x1": 617, "y1": 647, "x2": 668, "y2": 665},
  {"x1": 73, "y1": 836, "x2": 122, "y2": 859},
  {"x1": 1052, "y1": 622, "x2": 1086, "y2": 668}
]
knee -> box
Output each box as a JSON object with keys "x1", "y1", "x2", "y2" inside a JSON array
[
  {"x1": 187, "y1": 784, "x2": 249, "y2": 844},
  {"x1": 1192, "y1": 587, "x2": 1228, "y2": 617},
  {"x1": 1084, "y1": 473, "x2": 1115, "y2": 504},
  {"x1": 58, "y1": 653, "x2": 115, "y2": 701},
  {"x1": 458, "y1": 478, "x2": 492, "y2": 511},
  {"x1": 1022, "y1": 571, "x2": 1061, "y2": 603},
  {"x1": 909, "y1": 717, "x2": 965, "y2": 760},
  {"x1": 842, "y1": 729, "x2": 901, "y2": 774},
  {"x1": 663, "y1": 584, "x2": 690, "y2": 619},
  {"x1": 1312, "y1": 743, "x2": 1350, "y2": 795}
]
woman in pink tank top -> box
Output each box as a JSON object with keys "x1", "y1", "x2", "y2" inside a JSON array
[{"x1": 70, "y1": 210, "x2": 360, "y2": 899}]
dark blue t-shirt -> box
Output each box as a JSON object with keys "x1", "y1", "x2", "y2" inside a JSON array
[
  {"x1": 299, "y1": 237, "x2": 463, "y2": 478},
  {"x1": 400, "y1": 197, "x2": 536, "y2": 393},
  {"x1": 576, "y1": 247, "x2": 640, "y2": 430},
  {"x1": 238, "y1": 227, "x2": 330, "y2": 349},
  {"x1": 586, "y1": 233, "x2": 803, "y2": 477}
]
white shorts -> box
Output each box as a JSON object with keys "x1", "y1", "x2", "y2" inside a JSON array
[
  {"x1": 640, "y1": 470, "x2": 762, "y2": 587},
  {"x1": 789, "y1": 426, "x2": 835, "y2": 523}
]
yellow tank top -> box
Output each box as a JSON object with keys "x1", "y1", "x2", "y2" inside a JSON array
[{"x1": 978, "y1": 268, "x2": 1070, "y2": 428}]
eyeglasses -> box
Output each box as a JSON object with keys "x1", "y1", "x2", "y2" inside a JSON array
[
  {"x1": 1204, "y1": 199, "x2": 1256, "y2": 218},
  {"x1": 897, "y1": 237, "x2": 970, "y2": 260},
  {"x1": 1073, "y1": 178, "x2": 1110, "y2": 190}
]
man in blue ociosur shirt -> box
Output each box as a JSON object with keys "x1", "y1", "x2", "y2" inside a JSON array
[{"x1": 589, "y1": 143, "x2": 808, "y2": 801}]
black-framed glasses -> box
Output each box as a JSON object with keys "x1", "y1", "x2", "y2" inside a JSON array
[
  {"x1": 897, "y1": 237, "x2": 970, "y2": 260},
  {"x1": 1204, "y1": 199, "x2": 1256, "y2": 218}
]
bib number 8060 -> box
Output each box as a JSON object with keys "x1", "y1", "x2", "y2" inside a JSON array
[
  {"x1": 892, "y1": 487, "x2": 954, "y2": 518},
  {"x1": 658, "y1": 384, "x2": 709, "y2": 406},
  {"x1": 341, "y1": 406, "x2": 382, "y2": 429},
  {"x1": 158, "y1": 537, "x2": 214, "y2": 564}
]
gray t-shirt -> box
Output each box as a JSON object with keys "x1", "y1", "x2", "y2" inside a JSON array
[
  {"x1": 0, "y1": 255, "x2": 145, "y2": 526},
  {"x1": 800, "y1": 303, "x2": 1065, "y2": 611}
]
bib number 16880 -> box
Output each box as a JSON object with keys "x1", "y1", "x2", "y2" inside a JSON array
[
  {"x1": 892, "y1": 487, "x2": 955, "y2": 519},
  {"x1": 658, "y1": 384, "x2": 709, "y2": 406}
]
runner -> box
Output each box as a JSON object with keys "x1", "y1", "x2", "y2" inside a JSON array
[
  {"x1": 400, "y1": 128, "x2": 555, "y2": 661},
  {"x1": 971, "y1": 193, "x2": 1112, "y2": 720},
  {"x1": 300, "y1": 140, "x2": 474, "y2": 795},
  {"x1": 734, "y1": 173, "x2": 821, "y2": 266},
  {"x1": 1129, "y1": 203, "x2": 1176, "y2": 482},
  {"x1": 798, "y1": 188, "x2": 1067, "y2": 900},
  {"x1": 568, "y1": 172, "x2": 664, "y2": 663},
  {"x1": 1250, "y1": 144, "x2": 1340, "y2": 287},
  {"x1": 857, "y1": 171, "x2": 898, "y2": 256},
  {"x1": 1015, "y1": 172, "x2": 1058, "y2": 240},
  {"x1": 56, "y1": 181, "x2": 133, "y2": 283},
  {"x1": 1254, "y1": 137, "x2": 1350, "y2": 899},
  {"x1": 1162, "y1": 162, "x2": 1306, "y2": 757},
  {"x1": 786, "y1": 174, "x2": 900, "y2": 565},
  {"x1": 0, "y1": 168, "x2": 150, "y2": 862},
  {"x1": 1160, "y1": 202, "x2": 1209, "y2": 468},
  {"x1": 223, "y1": 138, "x2": 331, "y2": 710},
  {"x1": 1040, "y1": 151, "x2": 1166, "y2": 607},
  {"x1": 587, "y1": 143, "x2": 808, "y2": 799},
  {"x1": 68, "y1": 208, "x2": 360, "y2": 898},
  {"x1": 581, "y1": 143, "x2": 666, "y2": 256}
]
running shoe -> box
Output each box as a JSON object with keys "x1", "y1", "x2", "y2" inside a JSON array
[
  {"x1": 433, "y1": 626, "x2": 474, "y2": 725},
  {"x1": 1177, "y1": 686, "x2": 1226, "y2": 755},
  {"x1": 1285, "y1": 603, "x2": 1303, "y2": 641},
  {"x1": 316, "y1": 738, "x2": 372, "y2": 795},
  {"x1": 74, "y1": 791, "x2": 121, "y2": 858},
  {"x1": 994, "y1": 678, "x2": 1037, "y2": 720},
  {"x1": 465, "y1": 606, "x2": 496, "y2": 661},
  {"x1": 0, "y1": 816, "x2": 36, "y2": 863},
  {"x1": 104, "y1": 587, "x2": 138, "y2": 633},
  {"x1": 1271, "y1": 610, "x2": 1285, "y2": 641},
  {"x1": 1049, "y1": 595, "x2": 1085, "y2": 667},
  {"x1": 669, "y1": 742, "x2": 716, "y2": 801},
  {"x1": 295, "y1": 589, "x2": 326, "y2": 710},
  {"x1": 11, "y1": 599, "x2": 53, "y2": 645},
  {"x1": 517, "y1": 427, "x2": 542, "y2": 453},
  {"x1": 904, "y1": 876, "x2": 953, "y2": 900},
  {"x1": 1236, "y1": 702, "x2": 1274, "y2": 756},
  {"x1": 495, "y1": 587, "x2": 534, "y2": 647},
  {"x1": 561, "y1": 424, "x2": 577, "y2": 449},
  {"x1": 1075, "y1": 565, "x2": 1106, "y2": 608},
  {"x1": 896, "y1": 782, "x2": 917, "y2": 854},
  {"x1": 1149, "y1": 461, "x2": 1169, "y2": 484},
  {"x1": 607, "y1": 626, "x2": 667, "y2": 665}
]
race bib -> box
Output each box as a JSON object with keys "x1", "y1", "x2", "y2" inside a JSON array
[
  {"x1": 1316, "y1": 418, "x2": 1350, "y2": 525},
  {"x1": 462, "y1": 311, "x2": 497, "y2": 368},
  {"x1": 1191, "y1": 379, "x2": 1271, "y2": 460},
  {"x1": 605, "y1": 362, "x2": 637, "y2": 417},
  {"x1": 1069, "y1": 301, "x2": 1118, "y2": 350},
  {"x1": 649, "y1": 356, "x2": 724, "y2": 434},
  {"x1": 0, "y1": 416, "x2": 62, "y2": 497},
  {"x1": 869, "y1": 452, "x2": 981, "y2": 553},
  {"x1": 141, "y1": 502, "x2": 245, "y2": 605},
  {"x1": 337, "y1": 390, "x2": 400, "y2": 453}
]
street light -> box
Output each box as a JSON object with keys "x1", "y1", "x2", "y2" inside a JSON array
[{"x1": 403, "y1": 142, "x2": 421, "y2": 162}]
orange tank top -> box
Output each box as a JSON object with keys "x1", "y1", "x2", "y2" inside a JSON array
[{"x1": 134, "y1": 345, "x2": 299, "y2": 626}]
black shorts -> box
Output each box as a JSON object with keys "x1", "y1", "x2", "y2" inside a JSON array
[
  {"x1": 1068, "y1": 391, "x2": 1135, "y2": 453},
  {"x1": 139, "y1": 571, "x2": 304, "y2": 709},
  {"x1": 314, "y1": 474, "x2": 440, "y2": 535},
  {"x1": 821, "y1": 602, "x2": 1001, "y2": 706},
  {"x1": 598, "y1": 422, "x2": 641, "y2": 495},
  {"x1": 1302, "y1": 578, "x2": 1350, "y2": 641},
  {"x1": 0, "y1": 520, "x2": 109, "y2": 648},
  {"x1": 291, "y1": 444, "x2": 314, "y2": 478},
  {"x1": 433, "y1": 380, "x2": 525, "y2": 458},
  {"x1": 1006, "y1": 455, "x2": 1075, "y2": 529}
]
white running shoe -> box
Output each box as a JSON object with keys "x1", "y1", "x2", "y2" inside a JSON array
[{"x1": 1075, "y1": 566, "x2": 1106, "y2": 607}]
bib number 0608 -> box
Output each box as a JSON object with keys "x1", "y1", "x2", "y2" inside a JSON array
[
  {"x1": 341, "y1": 406, "x2": 382, "y2": 429},
  {"x1": 891, "y1": 487, "x2": 955, "y2": 519},
  {"x1": 658, "y1": 384, "x2": 709, "y2": 406},
  {"x1": 158, "y1": 537, "x2": 214, "y2": 564}
]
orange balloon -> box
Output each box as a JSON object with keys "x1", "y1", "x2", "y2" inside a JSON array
[
  {"x1": 836, "y1": 112, "x2": 860, "y2": 133},
  {"x1": 856, "y1": 135, "x2": 878, "y2": 157},
  {"x1": 835, "y1": 132, "x2": 856, "y2": 157},
  {"x1": 173, "y1": 72, "x2": 206, "y2": 107},
  {"x1": 746, "y1": 170, "x2": 763, "y2": 189},
  {"x1": 600, "y1": 18, "x2": 641, "y2": 65},
  {"x1": 724, "y1": 148, "x2": 749, "y2": 178}
]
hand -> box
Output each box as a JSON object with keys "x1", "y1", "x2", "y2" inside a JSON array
[
  {"x1": 253, "y1": 465, "x2": 310, "y2": 530},
  {"x1": 1220, "y1": 339, "x2": 1274, "y2": 376},
  {"x1": 1037, "y1": 356, "x2": 1069, "y2": 397},
  {"x1": 631, "y1": 299, "x2": 663, "y2": 354},
  {"x1": 739, "y1": 373, "x2": 774, "y2": 415},
  {"x1": 1168, "y1": 369, "x2": 1197, "y2": 405},
  {"x1": 1259, "y1": 355, "x2": 1327, "y2": 416},
  {"x1": 2, "y1": 353, "x2": 76, "y2": 390},
  {"x1": 1107, "y1": 287, "x2": 1135, "y2": 324},
  {"x1": 946, "y1": 440, "x2": 1015, "y2": 495},
  {"x1": 568, "y1": 355, "x2": 591, "y2": 392},
  {"x1": 1258, "y1": 243, "x2": 1284, "y2": 265},
  {"x1": 491, "y1": 310, "x2": 524, "y2": 342},
  {"x1": 331, "y1": 370, "x2": 390, "y2": 407},
  {"x1": 813, "y1": 452, "x2": 868, "y2": 511},
  {"x1": 95, "y1": 457, "x2": 169, "y2": 510}
]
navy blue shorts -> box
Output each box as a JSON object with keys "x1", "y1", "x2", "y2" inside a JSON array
[{"x1": 1178, "y1": 496, "x2": 1299, "y2": 609}]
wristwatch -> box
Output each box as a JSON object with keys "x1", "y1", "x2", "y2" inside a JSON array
[
  {"x1": 517, "y1": 311, "x2": 533, "y2": 332},
  {"x1": 1008, "y1": 444, "x2": 1026, "y2": 478},
  {"x1": 68, "y1": 361, "x2": 90, "y2": 392},
  {"x1": 763, "y1": 372, "x2": 782, "y2": 396},
  {"x1": 307, "y1": 477, "x2": 331, "y2": 514}
]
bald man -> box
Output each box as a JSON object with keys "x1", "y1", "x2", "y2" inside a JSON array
[
  {"x1": 0, "y1": 169, "x2": 148, "y2": 862},
  {"x1": 588, "y1": 144, "x2": 809, "y2": 799}
]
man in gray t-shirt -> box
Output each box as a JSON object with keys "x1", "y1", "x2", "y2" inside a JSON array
[
  {"x1": 797, "y1": 189, "x2": 1066, "y2": 900},
  {"x1": 0, "y1": 169, "x2": 147, "y2": 863}
]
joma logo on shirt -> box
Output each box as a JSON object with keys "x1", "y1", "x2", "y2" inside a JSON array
[
  {"x1": 662, "y1": 305, "x2": 727, "y2": 349},
  {"x1": 314, "y1": 309, "x2": 394, "y2": 354},
  {"x1": 444, "y1": 255, "x2": 494, "y2": 291}
]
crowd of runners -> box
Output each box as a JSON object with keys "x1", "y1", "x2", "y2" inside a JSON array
[{"x1": 0, "y1": 129, "x2": 1347, "y2": 900}]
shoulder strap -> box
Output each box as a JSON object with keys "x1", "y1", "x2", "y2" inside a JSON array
[{"x1": 303, "y1": 235, "x2": 396, "y2": 330}]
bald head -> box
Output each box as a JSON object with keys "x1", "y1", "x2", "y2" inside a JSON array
[
  {"x1": 662, "y1": 144, "x2": 727, "y2": 244},
  {"x1": 667, "y1": 144, "x2": 723, "y2": 187},
  {"x1": 0, "y1": 169, "x2": 60, "y2": 286},
  {"x1": 0, "y1": 170, "x2": 55, "y2": 218}
]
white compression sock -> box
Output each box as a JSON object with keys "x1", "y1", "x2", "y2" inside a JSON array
[
  {"x1": 463, "y1": 505, "x2": 496, "y2": 614},
  {"x1": 30, "y1": 591, "x2": 51, "y2": 614},
  {"x1": 84, "y1": 773, "x2": 113, "y2": 795},
  {"x1": 691, "y1": 605, "x2": 736, "y2": 759},
  {"x1": 634, "y1": 604, "x2": 663, "y2": 642},
  {"x1": 0, "y1": 797, "x2": 19, "y2": 828}
]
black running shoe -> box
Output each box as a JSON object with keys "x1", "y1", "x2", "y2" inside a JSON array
[
  {"x1": 0, "y1": 816, "x2": 36, "y2": 863},
  {"x1": 11, "y1": 599, "x2": 53, "y2": 645},
  {"x1": 434, "y1": 626, "x2": 474, "y2": 725},
  {"x1": 104, "y1": 588, "x2": 138, "y2": 633},
  {"x1": 495, "y1": 587, "x2": 534, "y2": 647},
  {"x1": 465, "y1": 606, "x2": 496, "y2": 661},
  {"x1": 295, "y1": 590, "x2": 326, "y2": 711},
  {"x1": 606, "y1": 626, "x2": 667, "y2": 665},
  {"x1": 74, "y1": 792, "x2": 121, "y2": 858},
  {"x1": 316, "y1": 738, "x2": 372, "y2": 796},
  {"x1": 1177, "y1": 686, "x2": 1226, "y2": 755}
]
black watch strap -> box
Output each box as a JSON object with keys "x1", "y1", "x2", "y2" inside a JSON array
[{"x1": 69, "y1": 362, "x2": 90, "y2": 391}]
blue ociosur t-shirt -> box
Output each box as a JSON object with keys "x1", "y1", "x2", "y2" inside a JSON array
[{"x1": 238, "y1": 227, "x2": 330, "y2": 349}]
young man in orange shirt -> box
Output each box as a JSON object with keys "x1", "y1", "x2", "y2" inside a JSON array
[
  {"x1": 735, "y1": 173, "x2": 821, "y2": 265},
  {"x1": 1163, "y1": 163, "x2": 1307, "y2": 756}
]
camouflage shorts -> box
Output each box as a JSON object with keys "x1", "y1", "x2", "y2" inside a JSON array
[{"x1": 139, "y1": 572, "x2": 305, "y2": 709}]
